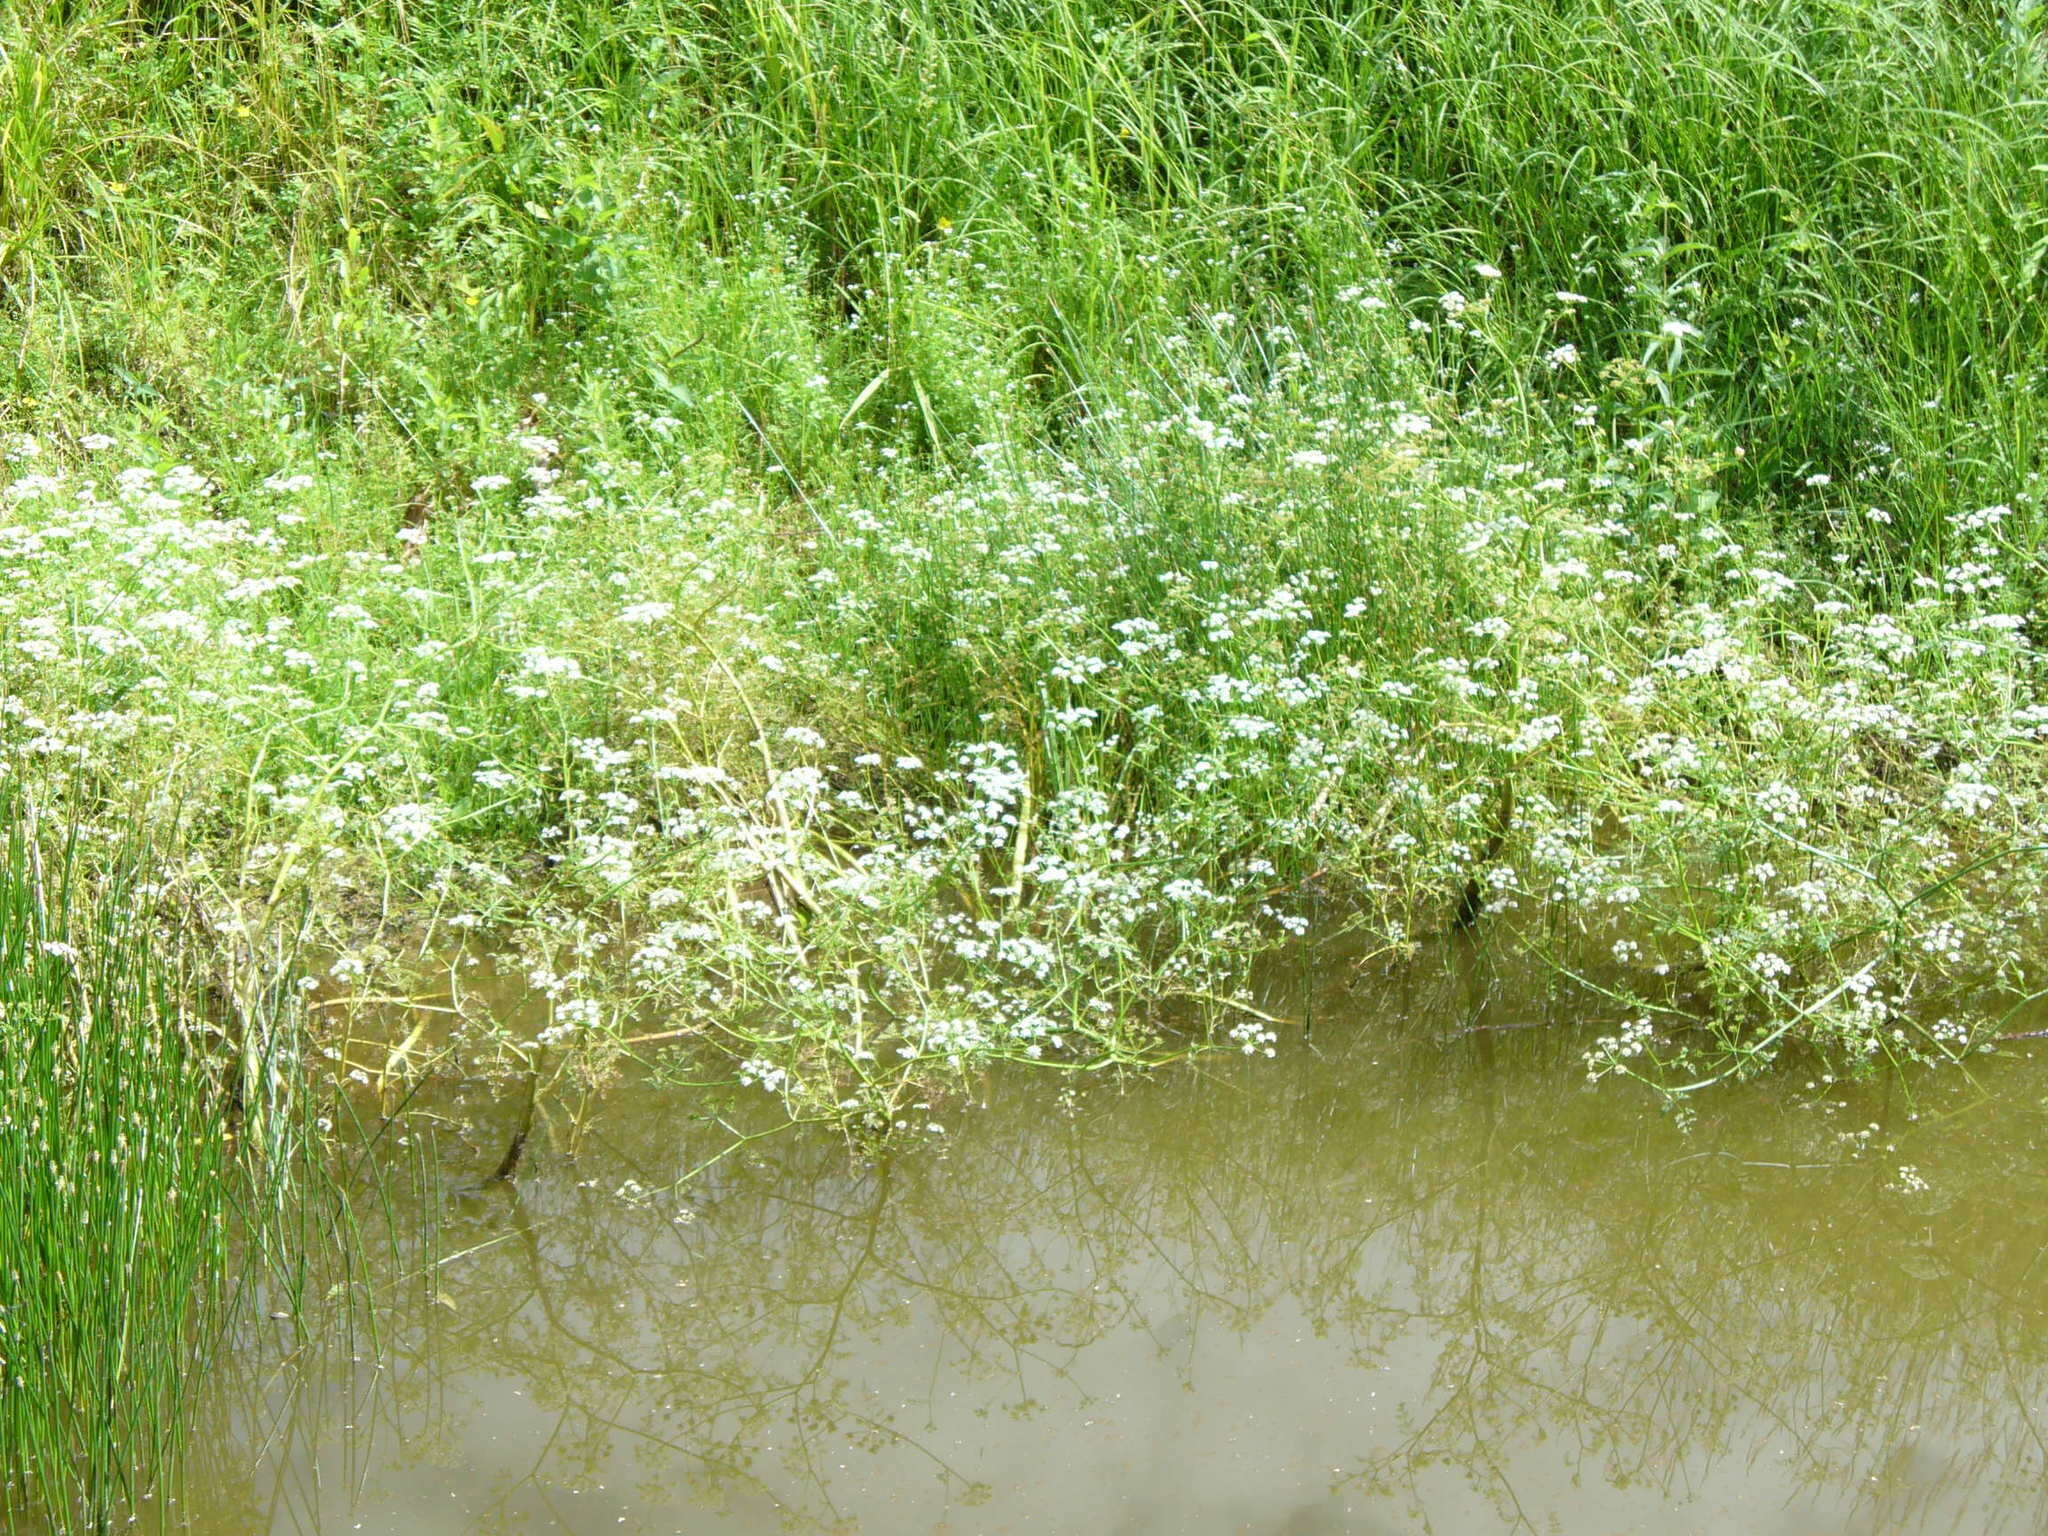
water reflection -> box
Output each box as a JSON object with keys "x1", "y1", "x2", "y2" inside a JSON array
[{"x1": 180, "y1": 961, "x2": 2048, "y2": 1534}]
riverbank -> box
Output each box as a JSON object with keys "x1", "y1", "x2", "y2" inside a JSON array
[{"x1": 8, "y1": 0, "x2": 2048, "y2": 1118}]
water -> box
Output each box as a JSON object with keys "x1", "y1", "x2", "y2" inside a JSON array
[{"x1": 175, "y1": 962, "x2": 2048, "y2": 1534}]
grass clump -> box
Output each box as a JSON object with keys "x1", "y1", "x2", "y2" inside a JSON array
[
  {"x1": 0, "y1": 0, "x2": 2046, "y2": 1120},
  {"x1": 0, "y1": 805, "x2": 227, "y2": 1531},
  {"x1": 0, "y1": 795, "x2": 346, "y2": 1532}
]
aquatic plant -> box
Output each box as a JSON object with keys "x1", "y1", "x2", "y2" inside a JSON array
[
  {"x1": 0, "y1": 802, "x2": 226, "y2": 1530},
  {"x1": 0, "y1": 791, "x2": 341, "y2": 1532}
]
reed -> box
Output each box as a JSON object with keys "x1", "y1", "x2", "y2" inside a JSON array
[{"x1": 0, "y1": 794, "x2": 316, "y2": 1532}]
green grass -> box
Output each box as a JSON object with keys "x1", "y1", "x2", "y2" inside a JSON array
[
  {"x1": 10, "y1": 0, "x2": 2045, "y2": 535},
  {"x1": 0, "y1": 791, "x2": 347, "y2": 1532},
  {"x1": 2, "y1": 0, "x2": 2047, "y2": 1127},
  {"x1": 0, "y1": 803, "x2": 227, "y2": 1531}
]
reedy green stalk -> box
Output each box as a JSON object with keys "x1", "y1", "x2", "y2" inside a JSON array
[
  {"x1": 0, "y1": 795, "x2": 342, "y2": 1534},
  {"x1": 0, "y1": 800, "x2": 225, "y2": 1531}
]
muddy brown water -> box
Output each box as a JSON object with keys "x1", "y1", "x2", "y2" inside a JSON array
[{"x1": 171, "y1": 961, "x2": 2048, "y2": 1535}]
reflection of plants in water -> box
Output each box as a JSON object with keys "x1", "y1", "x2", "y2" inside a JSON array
[
  {"x1": 187, "y1": 968, "x2": 2048, "y2": 1534},
  {"x1": 1316, "y1": 1032, "x2": 2048, "y2": 1533}
]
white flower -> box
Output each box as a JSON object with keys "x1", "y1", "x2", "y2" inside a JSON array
[
  {"x1": 4, "y1": 474, "x2": 62, "y2": 502},
  {"x1": 379, "y1": 802, "x2": 440, "y2": 850},
  {"x1": 1506, "y1": 715, "x2": 1564, "y2": 753},
  {"x1": 738, "y1": 1058, "x2": 789, "y2": 1093},
  {"x1": 1951, "y1": 503, "x2": 2011, "y2": 531},
  {"x1": 518, "y1": 648, "x2": 582, "y2": 679},
  {"x1": 1228, "y1": 1018, "x2": 1278, "y2": 1057},
  {"x1": 1942, "y1": 778, "x2": 2000, "y2": 818},
  {"x1": 1753, "y1": 781, "x2": 1809, "y2": 826}
]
